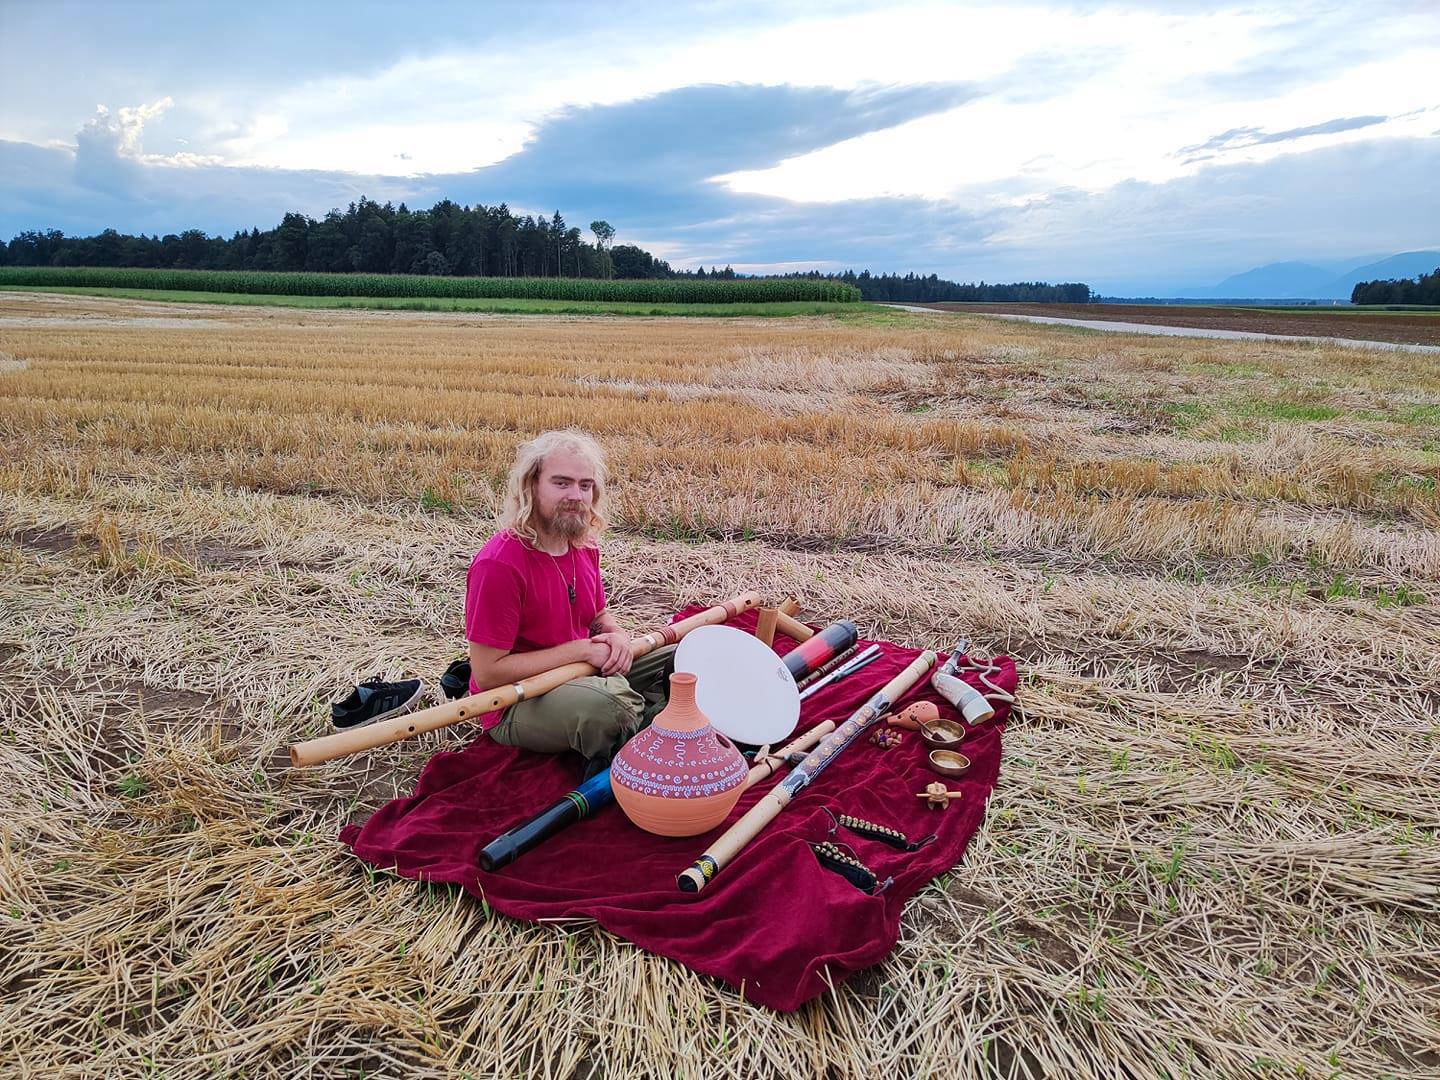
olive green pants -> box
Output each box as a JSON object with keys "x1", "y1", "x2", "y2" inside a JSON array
[{"x1": 487, "y1": 645, "x2": 676, "y2": 760}]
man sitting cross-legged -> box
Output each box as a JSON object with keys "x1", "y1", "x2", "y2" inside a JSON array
[{"x1": 465, "y1": 429, "x2": 674, "y2": 776}]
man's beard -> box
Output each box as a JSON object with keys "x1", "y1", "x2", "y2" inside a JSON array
[{"x1": 542, "y1": 504, "x2": 588, "y2": 541}]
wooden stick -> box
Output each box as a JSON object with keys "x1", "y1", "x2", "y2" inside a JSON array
[
  {"x1": 774, "y1": 610, "x2": 815, "y2": 642},
  {"x1": 289, "y1": 591, "x2": 762, "y2": 768},
  {"x1": 754, "y1": 607, "x2": 779, "y2": 648},
  {"x1": 777, "y1": 595, "x2": 802, "y2": 617}
]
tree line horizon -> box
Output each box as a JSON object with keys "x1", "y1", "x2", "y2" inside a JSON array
[
  {"x1": 0, "y1": 196, "x2": 1092, "y2": 304},
  {"x1": 1349, "y1": 267, "x2": 1440, "y2": 306}
]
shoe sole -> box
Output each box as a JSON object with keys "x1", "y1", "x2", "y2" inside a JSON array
[{"x1": 332, "y1": 681, "x2": 426, "y2": 731}]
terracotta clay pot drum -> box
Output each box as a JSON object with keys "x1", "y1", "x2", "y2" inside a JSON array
[{"x1": 612, "y1": 672, "x2": 748, "y2": 836}]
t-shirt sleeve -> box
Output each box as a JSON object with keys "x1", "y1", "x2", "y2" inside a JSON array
[
  {"x1": 465, "y1": 557, "x2": 523, "y2": 649},
  {"x1": 592, "y1": 547, "x2": 607, "y2": 613}
]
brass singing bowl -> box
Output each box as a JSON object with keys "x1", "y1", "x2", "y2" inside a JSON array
[
  {"x1": 919, "y1": 717, "x2": 966, "y2": 750},
  {"x1": 928, "y1": 749, "x2": 972, "y2": 778}
]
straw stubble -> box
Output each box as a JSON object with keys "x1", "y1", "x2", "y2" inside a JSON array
[{"x1": 1, "y1": 292, "x2": 1437, "y2": 1077}]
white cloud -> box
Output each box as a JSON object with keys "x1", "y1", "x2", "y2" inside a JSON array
[
  {"x1": 75, "y1": 97, "x2": 227, "y2": 170},
  {"x1": 78, "y1": 98, "x2": 173, "y2": 157},
  {"x1": 163, "y1": 4, "x2": 1218, "y2": 176},
  {"x1": 717, "y1": 23, "x2": 1440, "y2": 206},
  {"x1": 35, "y1": 2, "x2": 1438, "y2": 204},
  {"x1": 5, "y1": 1, "x2": 1439, "y2": 291}
]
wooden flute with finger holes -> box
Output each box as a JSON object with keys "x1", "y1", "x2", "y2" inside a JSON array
[{"x1": 288, "y1": 591, "x2": 762, "y2": 768}]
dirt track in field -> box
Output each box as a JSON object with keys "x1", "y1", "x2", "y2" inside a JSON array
[{"x1": 921, "y1": 302, "x2": 1440, "y2": 346}]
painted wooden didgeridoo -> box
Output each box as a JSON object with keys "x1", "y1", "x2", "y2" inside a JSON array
[
  {"x1": 289, "y1": 591, "x2": 762, "y2": 768},
  {"x1": 678, "y1": 649, "x2": 938, "y2": 893}
]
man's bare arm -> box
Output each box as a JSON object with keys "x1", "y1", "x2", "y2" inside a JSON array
[
  {"x1": 468, "y1": 638, "x2": 609, "y2": 691},
  {"x1": 587, "y1": 608, "x2": 633, "y2": 676}
]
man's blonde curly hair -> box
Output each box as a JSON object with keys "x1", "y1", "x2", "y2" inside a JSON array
[{"x1": 498, "y1": 429, "x2": 610, "y2": 548}]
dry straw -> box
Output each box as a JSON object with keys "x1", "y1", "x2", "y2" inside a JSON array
[{"x1": 2, "y1": 292, "x2": 1438, "y2": 1077}]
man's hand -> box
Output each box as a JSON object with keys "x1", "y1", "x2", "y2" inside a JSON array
[{"x1": 589, "y1": 631, "x2": 633, "y2": 677}]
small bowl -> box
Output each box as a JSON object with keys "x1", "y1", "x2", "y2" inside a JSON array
[
  {"x1": 919, "y1": 718, "x2": 966, "y2": 750},
  {"x1": 928, "y1": 749, "x2": 972, "y2": 778}
]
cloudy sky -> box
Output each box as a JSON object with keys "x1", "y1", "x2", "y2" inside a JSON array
[{"x1": 2, "y1": 0, "x2": 1436, "y2": 292}]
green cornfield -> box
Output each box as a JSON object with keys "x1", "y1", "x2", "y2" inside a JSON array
[{"x1": 0, "y1": 266, "x2": 861, "y2": 304}]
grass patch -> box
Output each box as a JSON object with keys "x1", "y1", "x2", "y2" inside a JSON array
[
  {"x1": 1399, "y1": 403, "x2": 1440, "y2": 425},
  {"x1": 1215, "y1": 423, "x2": 1265, "y2": 443},
  {"x1": 1160, "y1": 401, "x2": 1213, "y2": 431},
  {"x1": 1273, "y1": 571, "x2": 1429, "y2": 608},
  {"x1": 829, "y1": 305, "x2": 946, "y2": 328},
  {"x1": 0, "y1": 284, "x2": 877, "y2": 319},
  {"x1": 1234, "y1": 398, "x2": 1343, "y2": 422}
]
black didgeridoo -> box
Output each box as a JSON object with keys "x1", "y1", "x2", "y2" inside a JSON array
[{"x1": 479, "y1": 769, "x2": 615, "y2": 871}]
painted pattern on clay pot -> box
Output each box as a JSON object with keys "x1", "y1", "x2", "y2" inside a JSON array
[{"x1": 612, "y1": 672, "x2": 747, "y2": 836}]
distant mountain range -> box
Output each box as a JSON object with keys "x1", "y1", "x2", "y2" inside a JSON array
[{"x1": 1175, "y1": 250, "x2": 1440, "y2": 300}]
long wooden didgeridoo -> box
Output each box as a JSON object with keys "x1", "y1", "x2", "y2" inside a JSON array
[{"x1": 289, "y1": 591, "x2": 762, "y2": 768}]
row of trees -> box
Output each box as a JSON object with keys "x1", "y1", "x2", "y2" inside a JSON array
[
  {"x1": 1, "y1": 195, "x2": 1091, "y2": 300},
  {"x1": 2, "y1": 199, "x2": 632, "y2": 280},
  {"x1": 778, "y1": 269, "x2": 1090, "y2": 303},
  {"x1": 1351, "y1": 267, "x2": 1440, "y2": 306}
]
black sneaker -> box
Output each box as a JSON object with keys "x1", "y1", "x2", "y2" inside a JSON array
[
  {"x1": 331, "y1": 677, "x2": 425, "y2": 730},
  {"x1": 440, "y1": 657, "x2": 472, "y2": 700}
]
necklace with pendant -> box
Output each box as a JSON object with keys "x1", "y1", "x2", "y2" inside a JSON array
[{"x1": 550, "y1": 546, "x2": 577, "y2": 604}]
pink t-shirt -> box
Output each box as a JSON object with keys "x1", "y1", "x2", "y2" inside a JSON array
[{"x1": 464, "y1": 529, "x2": 606, "y2": 729}]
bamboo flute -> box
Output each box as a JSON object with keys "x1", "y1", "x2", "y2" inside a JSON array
[
  {"x1": 678, "y1": 649, "x2": 937, "y2": 893},
  {"x1": 289, "y1": 590, "x2": 761, "y2": 767}
]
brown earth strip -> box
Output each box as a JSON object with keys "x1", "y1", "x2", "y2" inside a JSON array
[{"x1": 923, "y1": 302, "x2": 1440, "y2": 346}]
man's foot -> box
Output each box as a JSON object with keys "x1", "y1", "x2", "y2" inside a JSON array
[
  {"x1": 331, "y1": 678, "x2": 425, "y2": 730},
  {"x1": 440, "y1": 657, "x2": 471, "y2": 700}
]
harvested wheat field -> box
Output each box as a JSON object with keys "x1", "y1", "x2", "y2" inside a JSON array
[{"x1": 2, "y1": 291, "x2": 1438, "y2": 1078}]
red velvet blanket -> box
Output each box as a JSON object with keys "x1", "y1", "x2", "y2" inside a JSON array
[{"x1": 340, "y1": 608, "x2": 1016, "y2": 1011}]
